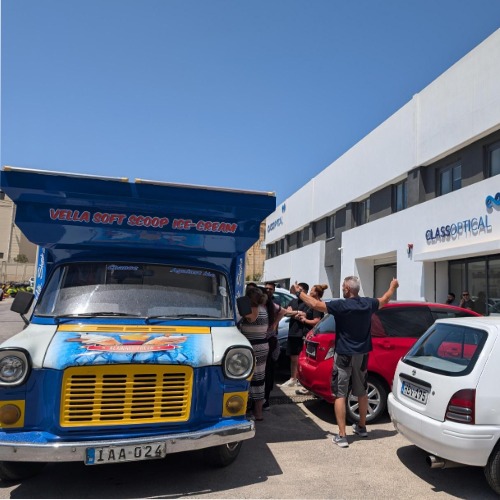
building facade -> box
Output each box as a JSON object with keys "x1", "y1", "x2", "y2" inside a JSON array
[
  {"x1": 245, "y1": 222, "x2": 267, "y2": 282},
  {"x1": 0, "y1": 192, "x2": 37, "y2": 282},
  {"x1": 264, "y1": 29, "x2": 500, "y2": 313}
]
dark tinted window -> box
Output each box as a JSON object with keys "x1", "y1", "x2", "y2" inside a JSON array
[
  {"x1": 488, "y1": 141, "x2": 500, "y2": 178},
  {"x1": 273, "y1": 291, "x2": 293, "y2": 308},
  {"x1": 374, "y1": 307, "x2": 434, "y2": 338},
  {"x1": 404, "y1": 323, "x2": 487, "y2": 376},
  {"x1": 313, "y1": 314, "x2": 336, "y2": 333},
  {"x1": 430, "y1": 307, "x2": 478, "y2": 321},
  {"x1": 371, "y1": 313, "x2": 386, "y2": 337}
]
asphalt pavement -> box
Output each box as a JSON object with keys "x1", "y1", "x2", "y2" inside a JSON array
[{"x1": 0, "y1": 299, "x2": 496, "y2": 498}]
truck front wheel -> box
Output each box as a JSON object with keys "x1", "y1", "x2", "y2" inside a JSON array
[
  {"x1": 0, "y1": 461, "x2": 47, "y2": 482},
  {"x1": 203, "y1": 441, "x2": 242, "y2": 467}
]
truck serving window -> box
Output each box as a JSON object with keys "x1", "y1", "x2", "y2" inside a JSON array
[{"x1": 35, "y1": 263, "x2": 232, "y2": 320}]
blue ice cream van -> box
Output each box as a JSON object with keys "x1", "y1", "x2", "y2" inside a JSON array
[{"x1": 0, "y1": 166, "x2": 275, "y2": 480}]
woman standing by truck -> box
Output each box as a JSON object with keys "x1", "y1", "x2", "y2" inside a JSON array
[{"x1": 240, "y1": 286, "x2": 271, "y2": 421}]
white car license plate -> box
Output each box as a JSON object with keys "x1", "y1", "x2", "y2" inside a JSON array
[
  {"x1": 401, "y1": 380, "x2": 429, "y2": 404},
  {"x1": 85, "y1": 442, "x2": 167, "y2": 465}
]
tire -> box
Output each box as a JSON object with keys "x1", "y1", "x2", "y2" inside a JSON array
[
  {"x1": 485, "y1": 445, "x2": 500, "y2": 495},
  {"x1": 203, "y1": 441, "x2": 242, "y2": 467},
  {"x1": 0, "y1": 461, "x2": 46, "y2": 482},
  {"x1": 346, "y1": 376, "x2": 388, "y2": 424}
]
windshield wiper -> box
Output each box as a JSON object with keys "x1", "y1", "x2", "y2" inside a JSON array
[
  {"x1": 52, "y1": 312, "x2": 141, "y2": 319},
  {"x1": 145, "y1": 314, "x2": 219, "y2": 323}
]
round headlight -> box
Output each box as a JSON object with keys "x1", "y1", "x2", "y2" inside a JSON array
[
  {"x1": 224, "y1": 348, "x2": 254, "y2": 379},
  {"x1": 0, "y1": 351, "x2": 29, "y2": 385}
]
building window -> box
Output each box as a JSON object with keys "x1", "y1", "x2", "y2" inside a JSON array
[
  {"x1": 275, "y1": 238, "x2": 284, "y2": 256},
  {"x1": 0, "y1": 190, "x2": 4, "y2": 200},
  {"x1": 438, "y1": 162, "x2": 461, "y2": 196},
  {"x1": 449, "y1": 255, "x2": 500, "y2": 316},
  {"x1": 326, "y1": 214, "x2": 335, "y2": 239},
  {"x1": 393, "y1": 180, "x2": 407, "y2": 212},
  {"x1": 488, "y1": 141, "x2": 500, "y2": 178},
  {"x1": 356, "y1": 198, "x2": 370, "y2": 226},
  {"x1": 297, "y1": 230, "x2": 303, "y2": 248},
  {"x1": 267, "y1": 244, "x2": 275, "y2": 259}
]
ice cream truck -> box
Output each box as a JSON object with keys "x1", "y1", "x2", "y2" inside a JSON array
[{"x1": 0, "y1": 166, "x2": 275, "y2": 480}]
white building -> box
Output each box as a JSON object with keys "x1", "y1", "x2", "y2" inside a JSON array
[{"x1": 263, "y1": 28, "x2": 500, "y2": 313}]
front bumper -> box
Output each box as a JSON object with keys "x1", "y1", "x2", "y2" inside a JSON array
[
  {"x1": 297, "y1": 357, "x2": 334, "y2": 403},
  {"x1": 388, "y1": 393, "x2": 498, "y2": 467},
  {"x1": 0, "y1": 420, "x2": 255, "y2": 463}
]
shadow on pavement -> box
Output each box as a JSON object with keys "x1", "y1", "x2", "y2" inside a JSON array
[
  {"x1": 396, "y1": 444, "x2": 498, "y2": 499},
  {"x1": 4, "y1": 396, "x2": 328, "y2": 498}
]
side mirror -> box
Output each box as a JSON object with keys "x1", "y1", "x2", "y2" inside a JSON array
[
  {"x1": 236, "y1": 296, "x2": 252, "y2": 317},
  {"x1": 11, "y1": 291, "x2": 34, "y2": 326}
]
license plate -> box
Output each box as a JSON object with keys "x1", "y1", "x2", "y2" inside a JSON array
[
  {"x1": 306, "y1": 342, "x2": 317, "y2": 358},
  {"x1": 401, "y1": 380, "x2": 429, "y2": 404},
  {"x1": 85, "y1": 442, "x2": 167, "y2": 465}
]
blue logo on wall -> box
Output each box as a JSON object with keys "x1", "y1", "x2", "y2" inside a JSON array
[
  {"x1": 268, "y1": 204, "x2": 286, "y2": 233},
  {"x1": 486, "y1": 193, "x2": 500, "y2": 209}
]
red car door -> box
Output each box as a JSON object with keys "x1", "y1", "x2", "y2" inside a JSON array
[{"x1": 369, "y1": 305, "x2": 436, "y2": 387}]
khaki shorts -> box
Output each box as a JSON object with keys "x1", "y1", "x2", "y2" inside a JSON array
[{"x1": 331, "y1": 352, "x2": 368, "y2": 398}]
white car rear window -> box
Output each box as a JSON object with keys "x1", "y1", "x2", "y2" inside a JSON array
[{"x1": 403, "y1": 323, "x2": 487, "y2": 376}]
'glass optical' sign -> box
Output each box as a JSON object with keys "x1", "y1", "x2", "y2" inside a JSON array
[{"x1": 425, "y1": 193, "x2": 497, "y2": 241}]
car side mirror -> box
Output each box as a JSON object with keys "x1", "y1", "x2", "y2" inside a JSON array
[
  {"x1": 236, "y1": 296, "x2": 252, "y2": 317},
  {"x1": 11, "y1": 291, "x2": 34, "y2": 326}
]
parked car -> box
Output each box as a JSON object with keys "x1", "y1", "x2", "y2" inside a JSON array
[
  {"x1": 263, "y1": 286, "x2": 294, "y2": 308},
  {"x1": 388, "y1": 316, "x2": 500, "y2": 495},
  {"x1": 271, "y1": 288, "x2": 294, "y2": 364},
  {"x1": 297, "y1": 302, "x2": 480, "y2": 423}
]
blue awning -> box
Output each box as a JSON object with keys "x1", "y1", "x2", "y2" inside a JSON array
[{"x1": 1, "y1": 167, "x2": 275, "y2": 265}]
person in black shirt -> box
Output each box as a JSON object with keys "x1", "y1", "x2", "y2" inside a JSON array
[
  {"x1": 279, "y1": 282, "x2": 323, "y2": 387},
  {"x1": 292, "y1": 276, "x2": 398, "y2": 448},
  {"x1": 263, "y1": 282, "x2": 286, "y2": 410},
  {"x1": 459, "y1": 291, "x2": 475, "y2": 310}
]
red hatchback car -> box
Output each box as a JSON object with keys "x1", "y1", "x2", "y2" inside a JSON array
[{"x1": 297, "y1": 302, "x2": 480, "y2": 423}]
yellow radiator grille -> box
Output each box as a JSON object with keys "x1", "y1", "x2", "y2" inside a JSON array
[{"x1": 60, "y1": 365, "x2": 193, "y2": 427}]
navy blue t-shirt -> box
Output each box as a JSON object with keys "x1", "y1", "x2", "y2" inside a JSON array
[{"x1": 326, "y1": 297, "x2": 379, "y2": 355}]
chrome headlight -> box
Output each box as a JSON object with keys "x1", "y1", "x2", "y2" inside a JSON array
[
  {"x1": 0, "y1": 349, "x2": 31, "y2": 386},
  {"x1": 223, "y1": 347, "x2": 254, "y2": 380}
]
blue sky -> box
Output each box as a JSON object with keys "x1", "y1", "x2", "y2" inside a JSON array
[{"x1": 2, "y1": 1, "x2": 500, "y2": 204}]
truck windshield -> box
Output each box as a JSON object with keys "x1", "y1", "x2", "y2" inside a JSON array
[{"x1": 34, "y1": 263, "x2": 233, "y2": 320}]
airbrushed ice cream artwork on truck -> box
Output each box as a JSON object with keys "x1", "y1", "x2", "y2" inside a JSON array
[{"x1": 0, "y1": 167, "x2": 275, "y2": 480}]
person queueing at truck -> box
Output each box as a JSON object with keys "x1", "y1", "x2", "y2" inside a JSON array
[
  {"x1": 291, "y1": 276, "x2": 399, "y2": 448},
  {"x1": 239, "y1": 286, "x2": 271, "y2": 421},
  {"x1": 279, "y1": 282, "x2": 322, "y2": 388},
  {"x1": 263, "y1": 282, "x2": 287, "y2": 410}
]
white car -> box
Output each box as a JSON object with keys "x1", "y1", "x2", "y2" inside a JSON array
[{"x1": 388, "y1": 316, "x2": 500, "y2": 495}]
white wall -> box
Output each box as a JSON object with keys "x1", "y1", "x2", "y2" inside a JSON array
[
  {"x1": 264, "y1": 29, "x2": 500, "y2": 302},
  {"x1": 417, "y1": 31, "x2": 500, "y2": 165},
  {"x1": 263, "y1": 240, "x2": 334, "y2": 298},
  {"x1": 340, "y1": 176, "x2": 500, "y2": 301},
  {"x1": 265, "y1": 28, "x2": 500, "y2": 246}
]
